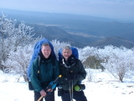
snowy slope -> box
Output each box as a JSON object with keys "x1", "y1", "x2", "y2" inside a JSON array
[{"x1": 0, "y1": 70, "x2": 134, "y2": 101}]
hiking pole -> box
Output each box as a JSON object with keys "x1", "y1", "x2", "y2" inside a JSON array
[
  {"x1": 69, "y1": 80, "x2": 73, "y2": 101},
  {"x1": 71, "y1": 81, "x2": 73, "y2": 101},
  {"x1": 37, "y1": 96, "x2": 44, "y2": 101},
  {"x1": 37, "y1": 75, "x2": 62, "y2": 101}
]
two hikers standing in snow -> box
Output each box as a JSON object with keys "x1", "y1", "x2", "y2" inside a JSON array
[{"x1": 29, "y1": 39, "x2": 87, "y2": 101}]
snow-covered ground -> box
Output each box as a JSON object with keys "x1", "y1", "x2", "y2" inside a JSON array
[{"x1": 0, "y1": 69, "x2": 134, "y2": 101}]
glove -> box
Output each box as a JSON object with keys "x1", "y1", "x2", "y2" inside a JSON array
[{"x1": 47, "y1": 81, "x2": 57, "y2": 90}]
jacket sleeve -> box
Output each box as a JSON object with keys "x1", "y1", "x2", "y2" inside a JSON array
[
  {"x1": 76, "y1": 59, "x2": 87, "y2": 81},
  {"x1": 30, "y1": 59, "x2": 42, "y2": 92}
]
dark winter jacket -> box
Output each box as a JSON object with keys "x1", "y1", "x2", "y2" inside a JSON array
[
  {"x1": 59, "y1": 55, "x2": 87, "y2": 91},
  {"x1": 30, "y1": 53, "x2": 59, "y2": 92}
]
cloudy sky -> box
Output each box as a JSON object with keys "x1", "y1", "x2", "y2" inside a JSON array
[{"x1": 0, "y1": 0, "x2": 134, "y2": 21}]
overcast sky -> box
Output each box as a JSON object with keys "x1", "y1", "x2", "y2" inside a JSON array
[{"x1": 0, "y1": 0, "x2": 134, "y2": 21}]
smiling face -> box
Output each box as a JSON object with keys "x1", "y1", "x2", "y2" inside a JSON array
[
  {"x1": 41, "y1": 43, "x2": 51, "y2": 58},
  {"x1": 62, "y1": 46, "x2": 72, "y2": 60}
]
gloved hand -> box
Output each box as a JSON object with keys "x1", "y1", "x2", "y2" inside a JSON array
[{"x1": 47, "y1": 81, "x2": 57, "y2": 90}]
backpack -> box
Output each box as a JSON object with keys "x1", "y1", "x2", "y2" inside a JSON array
[
  {"x1": 27, "y1": 38, "x2": 56, "y2": 81},
  {"x1": 58, "y1": 47, "x2": 79, "y2": 61}
]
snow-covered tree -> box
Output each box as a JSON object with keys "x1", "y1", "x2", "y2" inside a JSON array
[
  {"x1": 79, "y1": 46, "x2": 104, "y2": 71},
  {"x1": 0, "y1": 14, "x2": 36, "y2": 71},
  {"x1": 79, "y1": 45, "x2": 134, "y2": 82},
  {"x1": 99, "y1": 46, "x2": 134, "y2": 82},
  {"x1": 2, "y1": 45, "x2": 33, "y2": 81},
  {"x1": 79, "y1": 46, "x2": 97, "y2": 62}
]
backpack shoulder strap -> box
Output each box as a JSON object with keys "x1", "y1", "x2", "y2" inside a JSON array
[{"x1": 37, "y1": 56, "x2": 41, "y2": 74}]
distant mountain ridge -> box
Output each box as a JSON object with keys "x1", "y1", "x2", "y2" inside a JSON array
[
  {"x1": 29, "y1": 24, "x2": 101, "y2": 47},
  {"x1": 29, "y1": 23, "x2": 134, "y2": 48},
  {"x1": 1, "y1": 8, "x2": 134, "y2": 48},
  {"x1": 90, "y1": 37, "x2": 134, "y2": 48}
]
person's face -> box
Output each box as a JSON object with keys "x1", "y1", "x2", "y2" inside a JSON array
[
  {"x1": 62, "y1": 49, "x2": 72, "y2": 60},
  {"x1": 41, "y1": 45, "x2": 51, "y2": 58}
]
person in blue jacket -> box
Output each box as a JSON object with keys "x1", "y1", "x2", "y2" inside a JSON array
[
  {"x1": 58, "y1": 46, "x2": 87, "y2": 101},
  {"x1": 30, "y1": 43, "x2": 59, "y2": 101}
]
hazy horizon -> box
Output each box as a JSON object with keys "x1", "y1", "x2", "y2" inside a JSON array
[{"x1": 0, "y1": 0, "x2": 134, "y2": 22}]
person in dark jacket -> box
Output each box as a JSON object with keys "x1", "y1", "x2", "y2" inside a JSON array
[
  {"x1": 30, "y1": 43, "x2": 59, "y2": 101},
  {"x1": 58, "y1": 46, "x2": 87, "y2": 101}
]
